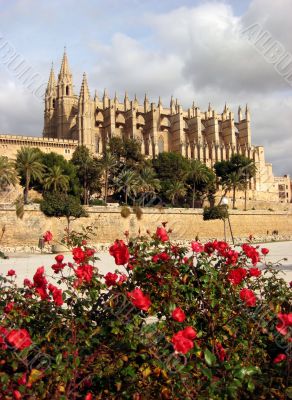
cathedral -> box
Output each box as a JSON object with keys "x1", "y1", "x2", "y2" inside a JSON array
[
  {"x1": 44, "y1": 50, "x2": 253, "y2": 165},
  {"x1": 0, "y1": 50, "x2": 291, "y2": 204}
]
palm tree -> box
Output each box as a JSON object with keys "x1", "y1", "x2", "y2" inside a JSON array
[
  {"x1": 188, "y1": 160, "x2": 210, "y2": 208},
  {"x1": 0, "y1": 156, "x2": 17, "y2": 191},
  {"x1": 113, "y1": 169, "x2": 140, "y2": 205},
  {"x1": 165, "y1": 180, "x2": 187, "y2": 206},
  {"x1": 15, "y1": 147, "x2": 44, "y2": 204},
  {"x1": 98, "y1": 151, "x2": 117, "y2": 203},
  {"x1": 138, "y1": 166, "x2": 161, "y2": 206},
  {"x1": 43, "y1": 165, "x2": 70, "y2": 193}
]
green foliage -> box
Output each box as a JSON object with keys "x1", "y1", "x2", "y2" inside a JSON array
[
  {"x1": 203, "y1": 205, "x2": 229, "y2": 220},
  {"x1": 71, "y1": 146, "x2": 102, "y2": 204},
  {"x1": 40, "y1": 192, "x2": 87, "y2": 235},
  {"x1": 153, "y1": 152, "x2": 189, "y2": 182},
  {"x1": 214, "y1": 155, "x2": 256, "y2": 209},
  {"x1": 15, "y1": 147, "x2": 45, "y2": 204},
  {"x1": 0, "y1": 156, "x2": 17, "y2": 191},
  {"x1": 0, "y1": 227, "x2": 290, "y2": 399}
]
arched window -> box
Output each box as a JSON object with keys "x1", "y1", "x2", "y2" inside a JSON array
[
  {"x1": 158, "y1": 136, "x2": 164, "y2": 153},
  {"x1": 52, "y1": 98, "x2": 56, "y2": 109},
  {"x1": 66, "y1": 85, "x2": 69, "y2": 95}
]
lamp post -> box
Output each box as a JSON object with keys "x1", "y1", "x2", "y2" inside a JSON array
[{"x1": 221, "y1": 196, "x2": 235, "y2": 245}]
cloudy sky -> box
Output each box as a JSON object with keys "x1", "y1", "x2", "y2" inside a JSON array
[{"x1": 0, "y1": 0, "x2": 291, "y2": 176}]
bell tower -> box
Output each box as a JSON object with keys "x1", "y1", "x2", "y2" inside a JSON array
[
  {"x1": 56, "y1": 48, "x2": 78, "y2": 139},
  {"x1": 43, "y1": 63, "x2": 57, "y2": 138}
]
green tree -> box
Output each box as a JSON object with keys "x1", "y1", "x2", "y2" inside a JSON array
[
  {"x1": 153, "y1": 152, "x2": 190, "y2": 182},
  {"x1": 71, "y1": 146, "x2": 101, "y2": 205},
  {"x1": 98, "y1": 151, "x2": 117, "y2": 203},
  {"x1": 214, "y1": 154, "x2": 256, "y2": 209},
  {"x1": 113, "y1": 169, "x2": 140, "y2": 205},
  {"x1": 28, "y1": 152, "x2": 80, "y2": 197},
  {"x1": 0, "y1": 156, "x2": 17, "y2": 191},
  {"x1": 15, "y1": 147, "x2": 44, "y2": 204},
  {"x1": 138, "y1": 166, "x2": 161, "y2": 206},
  {"x1": 187, "y1": 160, "x2": 214, "y2": 208},
  {"x1": 40, "y1": 191, "x2": 87, "y2": 238},
  {"x1": 43, "y1": 165, "x2": 70, "y2": 193},
  {"x1": 165, "y1": 180, "x2": 187, "y2": 206}
]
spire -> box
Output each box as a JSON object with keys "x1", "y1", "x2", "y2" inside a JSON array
[
  {"x1": 144, "y1": 93, "x2": 149, "y2": 112},
  {"x1": 238, "y1": 105, "x2": 242, "y2": 122},
  {"x1": 245, "y1": 103, "x2": 250, "y2": 121},
  {"x1": 192, "y1": 100, "x2": 195, "y2": 109},
  {"x1": 79, "y1": 73, "x2": 90, "y2": 101},
  {"x1": 158, "y1": 96, "x2": 162, "y2": 108},
  {"x1": 114, "y1": 91, "x2": 118, "y2": 103},
  {"x1": 208, "y1": 102, "x2": 212, "y2": 112},
  {"x1": 94, "y1": 89, "x2": 99, "y2": 102},
  {"x1": 133, "y1": 93, "x2": 139, "y2": 107},
  {"x1": 124, "y1": 91, "x2": 130, "y2": 110},
  {"x1": 59, "y1": 47, "x2": 71, "y2": 78},
  {"x1": 46, "y1": 63, "x2": 56, "y2": 95}
]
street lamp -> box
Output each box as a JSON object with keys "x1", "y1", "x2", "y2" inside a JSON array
[{"x1": 221, "y1": 197, "x2": 235, "y2": 245}]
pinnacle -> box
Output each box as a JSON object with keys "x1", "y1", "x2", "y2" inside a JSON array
[
  {"x1": 79, "y1": 72, "x2": 90, "y2": 101},
  {"x1": 59, "y1": 48, "x2": 72, "y2": 78}
]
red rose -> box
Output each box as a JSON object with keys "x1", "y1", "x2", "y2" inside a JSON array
[
  {"x1": 109, "y1": 240, "x2": 130, "y2": 265},
  {"x1": 276, "y1": 313, "x2": 292, "y2": 335},
  {"x1": 182, "y1": 326, "x2": 197, "y2": 340},
  {"x1": 105, "y1": 272, "x2": 118, "y2": 287},
  {"x1": 191, "y1": 241, "x2": 204, "y2": 253},
  {"x1": 216, "y1": 241, "x2": 229, "y2": 256},
  {"x1": 7, "y1": 269, "x2": 16, "y2": 276},
  {"x1": 84, "y1": 394, "x2": 93, "y2": 400},
  {"x1": 4, "y1": 302, "x2": 14, "y2": 313},
  {"x1": 48, "y1": 284, "x2": 64, "y2": 306},
  {"x1": 43, "y1": 231, "x2": 53, "y2": 242},
  {"x1": 156, "y1": 227, "x2": 169, "y2": 242},
  {"x1": 227, "y1": 268, "x2": 247, "y2": 285},
  {"x1": 72, "y1": 247, "x2": 86, "y2": 264},
  {"x1": 249, "y1": 268, "x2": 261, "y2": 277},
  {"x1": 75, "y1": 264, "x2": 94, "y2": 283},
  {"x1": 242, "y1": 244, "x2": 260, "y2": 266},
  {"x1": 273, "y1": 353, "x2": 287, "y2": 364},
  {"x1": 240, "y1": 288, "x2": 257, "y2": 307},
  {"x1": 127, "y1": 288, "x2": 151, "y2": 312},
  {"x1": 6, "y1": 329, "x2": 32, "y2": 350},
  {"x1": 33, "y1": 266, "x2": 48, "y2": 300},
  {"x1": 0, "y1": 326, "x2": 8, "y2": 350},
  {"x1": 23, "y1": 278, "x2": 34, "y2": 288},
  {"x1": 13, "y1": 391, "x2": 22, "y2": 400},
  {"x1": 118, "y1": 274, "x2": 127, "y2": 285},
  {"x1": 225, "y1": 249, "x2": 239, "y2": 265},
  {"x1": 17, "y1": 372, "x2": 27, "y2": 385},
  {"x1": 171, "y1": 330, "x2": 194, "y2": 354},
  {"x1": 55, "y1": 254, "x2": 64, "y2": 263},
  {"x1": 204, "y1": 242, "x2": 216, "y2": 254},
  {"x1": 172, "y1": 307, "x2": 186, "y2": 322},
  {"x1": 85, "y1": 248, "x2": 95, "y2": 258},
  {"x1": 261, "y1": 248, "x2": 269, "y2": 255},
  {"x1": 215, "y1": 341, "x2": 226, "y2": 362}
]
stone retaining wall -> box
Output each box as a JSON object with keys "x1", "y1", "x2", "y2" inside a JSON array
[{"x1": 0, "y1": 205, "x2": 292, "y2": 249}]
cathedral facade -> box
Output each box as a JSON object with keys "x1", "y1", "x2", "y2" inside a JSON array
[
  {"x1": 0, "y1": 50, "x2": 291, "y2": 204},
  {"x1": 44, "y1": 50, "x2": 254, "y2": 167}
]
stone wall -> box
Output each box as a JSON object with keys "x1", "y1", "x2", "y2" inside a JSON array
[{"x1": 0, "y1": 205, "x2": 292, "y2": 249}]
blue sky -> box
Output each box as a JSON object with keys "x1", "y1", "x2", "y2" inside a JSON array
[{"x1": 0, "y1": 0, "x2": 291, "y2": 176}]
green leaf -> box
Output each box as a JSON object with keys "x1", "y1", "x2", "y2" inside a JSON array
[
  {"x1": 234, "y1": 366, "x2": 260, "y2": 380},
  {"x1": 204, "y1": 349, "x2": 216, "y2": 366},
  {"x1": 56, "y1": 353, "x2": 62, "y2": 365}
]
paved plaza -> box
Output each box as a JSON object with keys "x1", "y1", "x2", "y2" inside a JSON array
[{"x1": 0, "y1": 241, "x2": 291, "y2": 286}]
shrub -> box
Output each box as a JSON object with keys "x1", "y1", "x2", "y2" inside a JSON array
[
  {"x1": 203, "y1": 205, "x2": 228, "y2": 220},
  {"x1": 0, "y1": 227, "x2": 291, "y2": 399},
  {"x1": 120, "y1": 205, "x2": 131, "y2": 218},
  {"x1": 132, "y1": 205, "x2": 143, "y2": 220}
]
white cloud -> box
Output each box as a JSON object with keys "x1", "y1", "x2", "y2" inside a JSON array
[{"x1": 0, "y1": 0, "x2": 291, "y2": 177}]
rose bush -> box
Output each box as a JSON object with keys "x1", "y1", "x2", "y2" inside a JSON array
[{"x1": 0, "y1": 225, "x2": 291, "y2": 399}]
